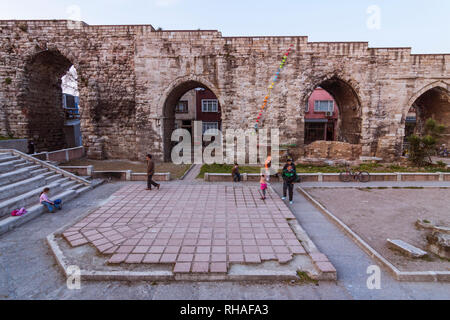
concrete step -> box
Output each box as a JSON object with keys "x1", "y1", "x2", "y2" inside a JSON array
[
  {"x1": 0, "y1": 180, "x2": 65, "y2": 218},
  {"x1": 0, "y1": 174, "x2": 50, "y2": 202},
  {"x1": 61, "y1": 180, "x2": 78, "y2": 190},
  {"x1": 0, "y1": 165, "x2": 41, "y2": 187},
  {"x1": 0, "y1": 189, "x2": 77, "y2": 236},
  {"x1": 76, "y1": 185, "x2": 92, "y2": 195},
  {"x1": 0, "y1": 159, "x2": 26, "y2": 173},
  {"x1": 30, "y1": 168, "x2": 49, "y2": 176},
  {"x1": 0, "y1": 155, "x2": 20, "y2": 164},
  {"x1": 45, "y1": 173, "x2": 64, "y2": 184}
]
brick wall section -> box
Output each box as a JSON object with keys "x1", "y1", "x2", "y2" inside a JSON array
[{"x1": 0, "y1": 20, "x2": 449, "y2": 161}]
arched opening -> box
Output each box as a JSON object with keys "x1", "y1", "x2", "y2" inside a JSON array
[
  {"x1": 304, "y1": 77, "x2": 362, "y2": 146},
  {"x1": 403, "y1": 86, "x2": 450, "y2": 154},
  {"x1": 22, "y1": 50, "x2": 81, "y2": 152},
  {"x1": 162, "y1": 80, "x2": 222, "y2": 162}
]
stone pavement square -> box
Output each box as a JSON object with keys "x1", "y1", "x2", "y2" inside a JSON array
[{"x1": 62, "y1": 184, "x2": 304, "y2": 274}]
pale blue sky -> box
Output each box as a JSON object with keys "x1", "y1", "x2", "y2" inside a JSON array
[{"x1": 1, "y1": 0, "x2": 449, "y2": 53}]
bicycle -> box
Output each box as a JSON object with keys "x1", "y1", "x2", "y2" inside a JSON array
[{"x1": 339, "y1": 166, "x2": 370, "y2": 183}]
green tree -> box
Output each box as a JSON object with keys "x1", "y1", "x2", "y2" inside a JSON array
[{"x1": 407, "y1": 118, "x2": 445, "y2": 166}]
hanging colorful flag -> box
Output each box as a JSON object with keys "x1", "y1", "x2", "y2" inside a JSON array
[{"x1": 254, "y1": 44, "x2": 294, "y2": 132}]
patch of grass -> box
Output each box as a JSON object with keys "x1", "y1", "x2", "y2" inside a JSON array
[
  {"x1": 4, "y1": 77, "x2": 12, "y2": 85},
  {"x1": 423, "y1": 219, "x2": 431, "y2": 224},
  {"x1": 0, "y1": 135, "x2": 17, "y2": 140},
  {"x1": 377, "y1": 187, "x2": 388, "y2": 189},
  {"x1": 197, "y1": 163, "x2": 262, "y2": 179},
  {"x1": 403, "y1": 186, "x2": 424, "y2": 189},
  {"x1": 295, "y1": 271, "x2": 319, "y2": 285}
]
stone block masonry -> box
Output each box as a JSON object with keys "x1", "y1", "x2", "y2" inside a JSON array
[{"x1": 0, "y1": 20, "x2": 449, "y2": 162}]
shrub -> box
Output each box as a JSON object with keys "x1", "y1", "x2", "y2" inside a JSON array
[{"x1": 408, "y1": 118, "x2": 446, "y2": 166}]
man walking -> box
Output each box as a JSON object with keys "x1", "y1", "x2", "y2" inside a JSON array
[{"x1": 146, "y1": 154, "x2": 160, "y2": 191}]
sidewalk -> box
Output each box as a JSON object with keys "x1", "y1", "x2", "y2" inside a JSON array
[{"x1": 271, "y1": 182, "x2": 450, "y2": 299}]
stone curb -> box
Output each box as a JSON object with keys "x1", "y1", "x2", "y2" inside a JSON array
[{"x1": 298, "y1": 187, "x2": 450, "y2": 282}]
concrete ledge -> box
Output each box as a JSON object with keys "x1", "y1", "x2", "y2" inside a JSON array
[
  {"x1": 298, "y1": 187, "x2": 450, "y2": 282},
  {"x1": 387, "y1": 239, "x2": 428, "y2": 258},
  {"x1": 202, "y1": 172, "x2": 450, "y2": 182}
]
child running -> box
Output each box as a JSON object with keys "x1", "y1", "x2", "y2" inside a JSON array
[{"x1": 260, "y1": 174, "x2": 268, "y2": 200}]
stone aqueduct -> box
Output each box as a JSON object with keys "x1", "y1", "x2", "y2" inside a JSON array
[{"x1": 0, "y1": 20, "x2": 449, "y2": 161}]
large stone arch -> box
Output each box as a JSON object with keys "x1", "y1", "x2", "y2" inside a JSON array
[
  {"x1": 299, "y1": 73, "x2": 363, "y2": 146},
  {"x1": 19, "y1": 47, "x2": 79, "y2": 151},
  {"x1": 157, "y1": 75, "x2": 224, "y2": 161}
]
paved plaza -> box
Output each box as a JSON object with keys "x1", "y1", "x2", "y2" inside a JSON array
[{"x1": 62, "y1": 184, "x2": 306, "y2": 274}]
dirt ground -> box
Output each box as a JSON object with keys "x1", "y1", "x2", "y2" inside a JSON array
[
  {"x1": 60, "y1": 158, "x2": 191, "y2": 179},
  {"x1": 305, "y1": 188, "x2": 450, "y2": 272}
]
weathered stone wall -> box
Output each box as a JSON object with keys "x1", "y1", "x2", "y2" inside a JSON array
[{"x1": 1, "y1": 20, "x2": 449, "y2": 161}]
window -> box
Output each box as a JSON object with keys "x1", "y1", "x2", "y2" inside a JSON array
[
  {"x1": 175, "y1": 101, "x2": 188, "y2": 113},
  {"x1": 201, "y1": 99, "x2": 218, "y2": 112},
  {"x1": 305, "y1": 102, "x2": 309, "y2": 113},
  {"x1": 202, "y1": 122, "x2": 219, "y2": 134},
  {"x1": 314, "y1": 100, "x2": 334, "y2": 112}
]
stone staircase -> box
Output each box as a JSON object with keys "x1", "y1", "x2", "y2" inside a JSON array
[{"x1": 0, "y1": 149, "x2": 100, "y2": 236}]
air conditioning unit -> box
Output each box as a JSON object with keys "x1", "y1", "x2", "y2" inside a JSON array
[{"x1": 326, "y1": 111, "x2": 333, "y2": 117}]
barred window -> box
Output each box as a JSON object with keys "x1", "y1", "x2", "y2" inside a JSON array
[{"x1": 201, "y1": 99, "x2": 218, "y2": 112}]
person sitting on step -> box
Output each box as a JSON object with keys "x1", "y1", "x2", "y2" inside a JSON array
[{"x1": 39, "y1": 187, "x2": 62, "y2": 213}]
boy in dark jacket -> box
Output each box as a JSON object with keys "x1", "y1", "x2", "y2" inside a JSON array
[{"x1": 282, "y1": 160, "x2": 297, "y2": 204}]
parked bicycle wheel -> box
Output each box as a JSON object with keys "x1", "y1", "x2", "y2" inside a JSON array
[
  {"x1": 339, "y1": 171, "x2": 352, "y2": 182},
  {"x1": 358, "y1": 171, "x2": 370, "y2": 183}
]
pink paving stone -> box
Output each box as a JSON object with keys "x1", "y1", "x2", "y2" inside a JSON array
[
  {"x1": 194, "y1": 254, "x2": 210, "y2": 262},
  {"x1": 244, "y1": 254, "x2": 261, "y2": 264},
  {"x1": 229, "y1": 246, "x2": 243, "y2": 254},
  {"x1": 210, "y1": 262, "x2": 228, "y2": 273},
  {"x1": 143, "y1": 254, "x2": 161, "y2": 263},
  {"x1": 289, "y1": 245, "x2": 306, "y2": 254},
  {"x1": 259, "y1": 246, "x2": 275, "y2": 253},
  {"x1": 116, "y1": 246, "x2": 135, "y2": 254},
  {"x1": 273, "y1": 246, "x2": 290, "y2": 254},
  {"x1": 243, "y1": 246, "x2": 259, "y2": 253},
  {"x1": 310, "y1": 253, "x2": 329, "y2": 262},
  {"x1": 108, "y1": 254, "x2": 128, "y2": 264},
  {"x1": 177, "y1": 254, "x2": 194, "y2": 262},
  {"x1": 196, "y1": 246, "x2": 211, "y2": 253},
  {"x1": 125, "y1": 254, "x2": 145, "y2": 264},
  {"x1": 277, "y1": 254, "x2": 293, "y2": 264},
  {"x1": 191, "y1": 262, "x2": 209, "y2": 273},
  {"x1": 69, "y1": 238, "x2": 88, "y2": 247},
  {"x1": 180, "y1": 246, "x2": 196, "y2": 254},
  {"x1": 132, "y1": 246, "x2": 149, "y2": 254},
  {"x1": 160, "y1": 254, "x2": 178, "y2": 263},
  {"x1": 316, "y1": 261, "x2": 337, "y2": 273},
  {"x1": 165, "y1": 246, "x2": 181, "y2": 254},
  {"x1": 211, "y1": 246, "x2": 226, "y2": 253},
  {"x1": 260, "y1": 253, "x2": 277, "y2": 261},
  {"x1": 103, "y1": 246, "x2": 118, "y2": 254},
  {"x1": 148, "y1": 246, "x2": 165, "y2": 253},
  {"x1": 173, "y1": 262, "x2": 191, "y2": 273},
  {"x1": 211, "y1": 254, "x2": 227, "y2": 262},
  {"x1": 228, "y1": 254, "x2": 244, "y2": 263}
]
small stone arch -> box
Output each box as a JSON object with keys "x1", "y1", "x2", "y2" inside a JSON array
[
  {"x1": 157, "y1": 75, "x2": 224, "y2": 161},
  {"x1": 401, "y1": 81, "x2": 450, "y2": 150},
  {"x1": 300, "y1": 73, "x2": 363, "y2": 145}
]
